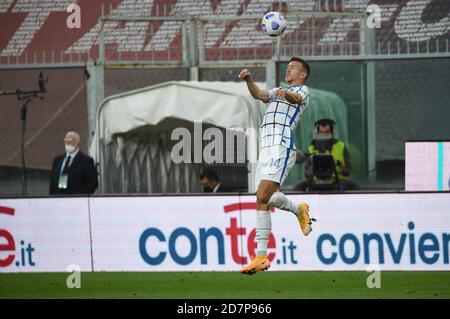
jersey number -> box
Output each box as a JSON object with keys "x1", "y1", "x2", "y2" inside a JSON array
[{"x1": 270, "y1": 158, "x2": 282, "y2": 169}]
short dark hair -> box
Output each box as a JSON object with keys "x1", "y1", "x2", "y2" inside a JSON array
[
  {"x1": 315, "y1": 118, "x2": 335, "y2": 134},
  {"x1": 200, "y1": 169, "x2": 219, "y2": 181},
  {"x1": 290, "y1": 56, "x2": 310, "y2": 81}
]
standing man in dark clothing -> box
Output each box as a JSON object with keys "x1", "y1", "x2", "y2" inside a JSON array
[{"x1": 49, "y1": 131, "x2": 98, "y2": 195}]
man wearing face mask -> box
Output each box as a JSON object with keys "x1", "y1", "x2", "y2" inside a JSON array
[{"x1": 49, "y1": 131, "x2": 98, "y2": 195}]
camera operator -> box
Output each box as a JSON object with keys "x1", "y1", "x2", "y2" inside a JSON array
[{"x1": 293, "y1": 119, "x2": 358, "y2": 191}]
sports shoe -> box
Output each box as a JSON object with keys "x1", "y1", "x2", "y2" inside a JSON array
[
  {"x1": 240, "y1": 256, "x2": 271, "y2": 275},
  {"x1": 297, "y1": 202, "x2": 315, "y2": 236}
]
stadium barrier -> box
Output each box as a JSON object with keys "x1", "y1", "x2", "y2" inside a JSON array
[{"x1": 1, "y1": 192, "x2": 450, "y2": 272}]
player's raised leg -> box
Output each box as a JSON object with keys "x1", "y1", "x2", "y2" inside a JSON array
[{"x1": 268, "y1": 191, "x2": 313, "y2": 236}]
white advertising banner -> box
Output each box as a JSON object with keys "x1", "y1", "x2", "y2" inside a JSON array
[
  {"x1": 405, "y1": 141, "x2": 450, "y2": 191},
  {"x1": 1, "y1": 193, "x2": 450, "y2": 272},
  {"x1": 90, "y1": 193, "x2": 450, "y2": 271},
  {"x1": 88, "y1": 196, "x2": 241, "y2": 271},
  {"x1": 0, "y1": 198, "x2": 92, "y2": 272}
]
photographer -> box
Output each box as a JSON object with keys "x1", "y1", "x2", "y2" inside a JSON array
[{"x1": 294, "y1": 119, "x2": 358, "y2": 191}]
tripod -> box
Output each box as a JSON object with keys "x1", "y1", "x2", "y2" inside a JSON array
[{"x1": 0, "y1": 72, "x2": 47, "y2": 195}]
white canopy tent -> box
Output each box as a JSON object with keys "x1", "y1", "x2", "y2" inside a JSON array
[{"x1": 89, "y1": 81, "x2": 267, "y2": 193}]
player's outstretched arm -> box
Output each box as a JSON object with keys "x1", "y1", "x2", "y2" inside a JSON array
[{"x1": 239, "y1": 69, "x2": 269, "y2": 102}]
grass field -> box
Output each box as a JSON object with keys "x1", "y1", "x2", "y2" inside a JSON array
[{"x1": 1, "y1": 271, "x2": 450, "y2": 299}]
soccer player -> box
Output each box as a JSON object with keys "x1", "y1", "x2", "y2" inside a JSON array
[{"x1": 239, "y1": 57, "x2": 315, "y2": 275}]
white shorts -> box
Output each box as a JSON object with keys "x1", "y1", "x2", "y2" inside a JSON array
[{"x1": 254, "y1": 144, "x2": 296, "y2": 191}]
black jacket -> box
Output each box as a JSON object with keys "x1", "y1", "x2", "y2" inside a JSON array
[
  {"x1": 204, "y1": 183, "x2": 230, "y2": 193},
  {"x1": 214, "y1": 183, "x2": 230, "y2": 193},
  {"x1": 49, "y1": 151, "x2": 98, "y2": 195}
]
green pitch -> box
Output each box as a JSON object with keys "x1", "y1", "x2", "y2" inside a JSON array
[{"x1": 0, "y1": 271, "x2": 449, "y2": 299}]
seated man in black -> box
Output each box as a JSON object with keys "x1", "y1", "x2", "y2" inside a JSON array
[
  {"x1": 293, "y1": 119, "x2": 358, "y2": 191},
  {"x1": 199, "y1": 169, "x2": 229, "y2": 193}
]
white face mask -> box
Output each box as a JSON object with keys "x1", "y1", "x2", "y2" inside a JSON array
[{"x1": 65, "y1": 144, "x2": 77, "y2": 154}]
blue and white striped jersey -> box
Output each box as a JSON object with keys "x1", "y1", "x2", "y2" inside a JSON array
[{"x1": 260, "y1": 84, "x2": 310, "y2": 149}]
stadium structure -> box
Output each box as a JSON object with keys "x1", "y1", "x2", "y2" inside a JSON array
[{"x1": 0, "y1": 0, "x2": 449, "y2": 299}]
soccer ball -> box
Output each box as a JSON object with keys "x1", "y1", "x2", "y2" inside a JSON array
[{"x1": 261, "y1": 11, "x2": 286, "y2": 37}]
